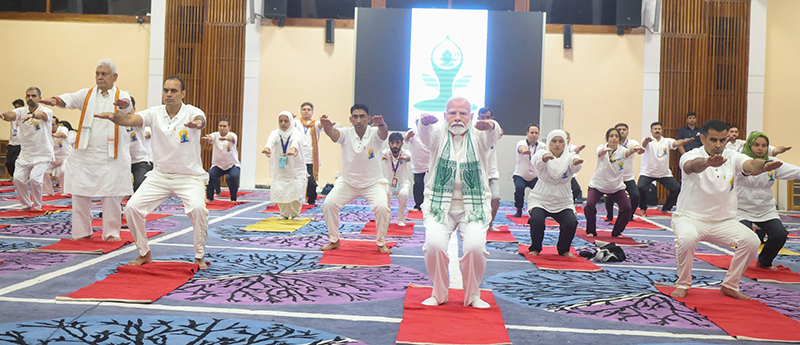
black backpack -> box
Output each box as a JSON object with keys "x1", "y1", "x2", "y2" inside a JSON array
[{"x1": 592, "y1": 243, "x2": 626, "y2": 262}]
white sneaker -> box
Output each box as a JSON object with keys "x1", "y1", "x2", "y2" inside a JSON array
[
  {"x1": 398, "y1": 221, "x2": 406, "y2": 227},
  {"x1": 292, "y1": 216, "x2": 302, "y2": 221}
]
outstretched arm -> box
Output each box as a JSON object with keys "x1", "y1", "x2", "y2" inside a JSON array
[
  {"x1": 94, "y1": 112, "x2": 144, "y2": 127},
  {"x1": 743, "y1": 159, "x2": 783, "y2": 176},
  {"x1": 0, "y1": 110, "x2": 16, "y2": 122},
  {"x1": 673, "y1": 137, "x2": 694, "y2": 148},
  {"x1": 320, "y1": 115, "x2": 340, "y2": 142},
  {"x1": 372, "y1": 115, "x2": 388, "y2": 140}
]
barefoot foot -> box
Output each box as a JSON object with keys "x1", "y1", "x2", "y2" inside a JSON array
[
  {"x1": 377, "y1": 245, "x2": 392, "y2": 254},
  {"x1": 75, "y1": 234, "x2": 94, "y2": 240},
  {"x1": 421, "y1": 296, "x2": 448, "y2": 306},
  {"x1": 104, "y1": 236, "x2": 121, "y2": 242},
  {"x1": 128, "y1": 251, "x2": 153, "y2": 266},
  {"x1": 528, "y1": 250, "x2": 540, "y2": 256},
  {"x1": 720, "y1": 286, "x2": 751, "y2": 300},
  {"x1": 560, "y1": 252, "x2": 576, "y2": 258},
  {"x1": 670, "y1": 288, "x2": 689, "y2": 298},
  {"x1": 195, "y1": 258, "x2": 208, "y2": 270},
  {"x1": 320, "y1": 241, "x2": 340, "y2": 251},
  {"x1": 755, "y1": 261, "x2": 778, "y2": 271}
]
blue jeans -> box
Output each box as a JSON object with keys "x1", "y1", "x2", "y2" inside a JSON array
[{"x1": 207, "y1": 166, "x2": 240, "y2": 201}]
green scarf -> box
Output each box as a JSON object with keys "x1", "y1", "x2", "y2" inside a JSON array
[
  {"x1": 429, "y1": 130, "x2": 487, "y2": 223},
  {"x1": 742, "y1": 131, "x2": 769, "y2": 160}
]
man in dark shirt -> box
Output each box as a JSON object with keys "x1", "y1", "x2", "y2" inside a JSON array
[{"x1": 677, "y1": 112, "x2": 702, "y2": 154}]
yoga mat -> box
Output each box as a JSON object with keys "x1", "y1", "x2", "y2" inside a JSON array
[
  {"x1": 0, "y1": 210, "x2": 49, "y2": 218},
  {"x1": 318, "y1": 239, "x2": 397, "y2": 267},
  {"x1": 518, "y1": 244, "x2": 602, "y2": 272},
  {"x1": 31, "y1": 231, "x2": 162, "y2": 254},
  {"x1": 788, "y1": 215, "x2": 800, "y2": 220},
  {"x1": 204, "y1": 200, "x2": 248, "y2": 210},
  {"x1": 91, "y1": 213, "x2": 170, "y2": 227},
  {"x1": 696, "y1": 254, "x2": 800, "y2": 284},
  {"x1": 218, "y1": 190, "x2": 253, "y2": 198},
  {"x1": 575, "y1": 229, "x2": 647, "y2": 247},
  {"x1": 360, "y1": 220, "x2": 414, "y2": 237},
  {"x1": 638, "y1": 209, "x2": 673, "y2": 217},
  {"x1": 0, "y1": 181, "x2": 13, "y2": 186},
  {"x1": 40, "y1": 205, "x2": 72, "y2": 212},
  {"x1": 505, "y1": 214, "x2": 558, "y2": 226},
  {"x1": 396, "y1": 284, "x2": 511, "y2": 345},
  {"x1": 656, "y1": 285, "x2": 800, "y2": 342},
  {"x1": 0, "y1": 187, "x2": 14, "y2": 193},
  {"x1": 406, "y1": 210, "x2": 423, "y2": 220},
  {"x1": 9, "y1": 193, "x2": 70, "y2": 201},
  {"x1": 260, "y1": 204, "x2": 316, "y2": 213},
  {"x1": 486, "y1": 226, "x2": 517, "y2": 242},
  {"x1": 242, "y1": 217, "x2": 311, "y2": 232},
  {"x1": 608, "y1": 218, "x2": 663, "y2": 229},
  {"x1": 57, "y1": 261, "x2": 201, "y2": 303}
]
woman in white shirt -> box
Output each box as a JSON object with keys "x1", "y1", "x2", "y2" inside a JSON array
[
  {"x1": 527, "y1": 130, "x2": 584, "y2": 256},
  {"x1": 736, "y1": 131, "x2": 800, "y2": 270},
  {"x1": 585, "y1": 128, "x2": 643, "y2": 237}
]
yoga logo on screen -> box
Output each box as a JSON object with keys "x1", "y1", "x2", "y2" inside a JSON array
[{"x1": 413, "y1": 36, "x2": 474, "y2": 112}]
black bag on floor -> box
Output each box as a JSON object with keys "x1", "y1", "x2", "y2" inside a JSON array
[{"x1": 592, "y1": 243, "x2": 626, "y2": 262}]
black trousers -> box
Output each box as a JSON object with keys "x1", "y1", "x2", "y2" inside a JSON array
[
  {"x1": 637, "y1": 175, "x2": 680, "y2": 212},
  {"x1": 740, "y1": 218, "x2": 788, "y2": 267},
  {"x1": 514, "y1": 175, "x2": 538, "y2": 210},
  {"x1": 306, "y1": 164, "x2": 318, "y2": 204},
  {"x1": 605, "y1": 180, "x2": 639, "y2": 220},
  {"x1": 131, "y1": 161, "x2": 153, "y2": 192},
  {"x1": 570, "y1": 177, "x2": 582, "y2": 200},
  {"x1": 528, "y1": 208, "x2": 578, "y2": 255},
  {"x1": 413, "y1": 172, "x2": 426, "y2": 209},
  {"x1": 5, "y1": 144, "x2": 20, "y2": 177}
]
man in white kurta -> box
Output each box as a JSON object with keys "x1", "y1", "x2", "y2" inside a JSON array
[
  {"x1": 671, "y1": 119, "x2": 780, "y2": 300},
  {"x1": 383, "y1": 132, "x2": 411, "y2": 226},
  {"x1": 477, "y1": 108, "x2": 503, "y2": 231},
  {"x1": 44, "y1": 116, "x2": 72, "y2": 196},
  {"x1": 405, "y1": 119, "x2": 431, "y2": 211},
  {"x1": 419, "y1": 97, "x2": 499, "y2": 309},
  {"x1": 40, "y1": 59, "x2": 133, "y2": 241},
  {"x1": 202, "y1": 118, "x2": 241, "y2": 201},
  {"x1": 95, "y1": 76, "x2": 209, "y2": 269},
  {"x1": 319, "y1": 104, "x2": 391, "y2": 253},
  {"x1": 263, "y1": 111, "x2": 306, "y2": 219},
  {"x1": 0, "y1": 87, "x2": 54, "y2": 210}
]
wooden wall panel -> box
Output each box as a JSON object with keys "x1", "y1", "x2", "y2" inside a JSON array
[
  {"x1": 657, "y1": 0, "x2": 750, "y2": 203},
  {"x1": 164, "y1": 0, "x2": 246, "y2": 176}
]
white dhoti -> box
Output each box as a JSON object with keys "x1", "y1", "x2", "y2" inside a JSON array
[
  {"x1": 71, "y1": 195, "x2": 123, "y2": 240},
  {"x1": 388, "y1": 183, "x2": 410, "y2": 223},
  {"x1": 13, "y1": 159, "x2": 51, "y2": 210},
  {"x1": 125, "y1": 172, "x2": 207, "y2": 259},
  {"x1": 423, "y1": 199, "x2": 489, "y2": 307},
  {"x1": 322, "y1": 180, "x2": 390, "y2": 246},
  {"x1": 270, "y1": 174, "x2": 307, "y2": 219},
  {"x1": 673, "y1": 214, "x2": 759, "y2": 291}
]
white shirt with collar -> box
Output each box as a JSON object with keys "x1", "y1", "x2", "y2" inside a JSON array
[
  {"x1": 640, "y1": 136, "x2": 677, "y2": 178},
  {"x1": 618, "y1": 138, "x2": 640, "y2": 181},
  {"x1": 588, "y1": 144, "x2": 628, "y2": 194},
  {"x1": 128, "y1": 126, "x2": 152, "y2": 164},
  {"x1": 52, "y1": 125, "x2": 72, "y2": 164},
  {"x1": 406, "y1": 125, "x2": 431, "y2": 174},
  {"x1": 9, "y1": 116, "x2": 21, "y2": 146},
  {"x1": 336, "y1": 126, "x2": 387, "y2": 188},
  {"x1": 676, "y1": 148, "x2": 750, "y2": 222},
  {"x1": 480, "y1": 120, "x2": 503, "y2": 179},
  {"x1": 514, "y1": 139, "x2": 543, "y2": 181},
  {"x1": 137, "y1": 103, "x2": 208, "y2": 182},
  {"x1": 13, "y1": 105, "x2": 54, "y2": 163},
  {"x1": 383, "y1": 148, "x2": 411, "y2": 187},
  {"x1": 209, "y1": 131, "x2": 240, "y2": 171}
]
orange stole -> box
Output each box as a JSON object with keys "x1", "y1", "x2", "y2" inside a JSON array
[
  {"x1": 74, "y1": 87, "x2": 121, "y2": 158},
  {"x1": 300, "y1": 118, "x2": 319, "y2": 180}
]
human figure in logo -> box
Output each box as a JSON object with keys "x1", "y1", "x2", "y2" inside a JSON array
[
  {"x1": 382, "y1": 132, "x2": 411, "y2": 226},
  {"x1": 319, "y1": 104, "x2": 391, "y2": 253},
  {"x1": 44, "y1": 115, "x2": 72, "y2": 196},
  {"x1": 671, "y1": 120, "x2": 781, "y2": 299},
  {"x1": 94, "y1": 76, "x2": 209, "y2": 269},
  {"x1": 0, "y1": 87, "x2": 54, "y2": 211},
  {"x1": 201, "y1": 118, "x2": 240, "y2": 202},
  {"x1": 418, "y1": 96, "x2": 499, "y2": 309}
]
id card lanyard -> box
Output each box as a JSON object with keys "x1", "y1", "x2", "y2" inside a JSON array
[
  {"x1": 391, "y1": 154, "x2": 401, "y2": 190},
  {"x1": 279, "y1": 135, "x2": 291, "y2": 169}
]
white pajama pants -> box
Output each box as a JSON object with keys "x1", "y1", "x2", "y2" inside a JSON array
[
  {"x1": 71, "y1": 195, "x2": 123, "y2": 240},
  {"x1": 43, "y1": 160, "x2": 65, "y2": 196},
  {"x1": 125, "y1": 174, "x2": 208, "y2": 259},
  {"x1": 13, "y1": 160, "x2": 50, "y2": 210},
  {"x1": 672, "y1": 215, "x2": 760, "y2": 291},
  {"x1": 279, "y1": 200, "x2": 301, "y2": 218},
  {"x1": 388, "y1": 183, "x2": 410, "y2": 223},
  {"x1": 423, "y1": 200, "x2": 490, "y2": 307},
  {"x1": 322, "y1": 180, "x2": 390, "y2": 246}
]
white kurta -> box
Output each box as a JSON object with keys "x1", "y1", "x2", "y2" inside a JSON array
[
  {"x1": 736, "y1": 159, "x2": 800, "y2": 222},
  {"x1": 58, "y1": 86, "x2": 132, "y2": 197},
  {"x1": 406, "y1": 125, "x2": 431, "y2": 174},
  {"x1": 265, "y1": 128, "x2": 306, "y2": 204},
  {"x1": 527, "y1": 149, "x2": 582, "y2": 213}
]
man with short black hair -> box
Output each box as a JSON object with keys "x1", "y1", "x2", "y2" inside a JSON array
[
  {"x1": 202, "y1": 118, "x2": 240, "y2": 202},
  {"x1": 637, "y1": 122, "x2": 694, "y2": 215},
  {"x1": 512, "y1": 124, "x2": 542, "y2": 217},
  {"x1": 677, "y1": 112, "x2": 702, "y2": 154},
  {"x1": 671, "y1": 119, "x2": 780, "y2": 300},
  {"x1": 477, "y1": 107, "x2": 503, "y2": 230},
  {"x1": 383, "y1": 132, "x2": 411, "y2": 226},
  {"x1": 6, "y1": 99, "x2": 25, "y2": 176},
  {"x1": 295, "y1": 102, "x2": 323, "y2": 205}
]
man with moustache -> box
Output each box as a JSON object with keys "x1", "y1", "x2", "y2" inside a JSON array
[
  {"x1": 636, "y1": 122, "x2": 694, "y2": 215},
  {"x1": 512, "y1": 124, "x2": 543, "y2": 217},
  {"x1": 383, "y1": 132, "x2": 411, "y2": 226}
]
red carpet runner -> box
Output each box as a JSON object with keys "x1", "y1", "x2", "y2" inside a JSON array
[
  {"x1": 32, "y1": 231, "x2": 162, "y2": 254},
  {"x1": 318, "y1": 239, "x2": 396, "y2": 267}
]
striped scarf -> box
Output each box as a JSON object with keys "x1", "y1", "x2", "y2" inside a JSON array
[{"x1": 429, "y1": 130, "x2": 487, "y2": 223}]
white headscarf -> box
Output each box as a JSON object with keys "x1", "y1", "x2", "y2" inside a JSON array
[
  {"x1": 544, "y1": 129, "x2": 572, "y2": 180},
  {"x1": 278, "y1": 111, "x2": 295, "y2": 138}
]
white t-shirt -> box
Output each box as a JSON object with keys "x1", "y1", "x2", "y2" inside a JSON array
[
  {"x1": 640, "y1": 136, "x2": 677, "y2": 178},
  {"x1": 736, "y1": 159, "x2": 800, "y2": 222},
  {"x1": 725, "y1": 139, "x2": 745, "y2": 153},
  {"x1": 52, "y1": 126, "x2": 72, "y2": 164},
  {"x1": 527, "y1": 149, "x2": 582, "y2": 213},
  {"x1": 514, "y1": 139, "x2": 544, "y2": 181},
  {"x1": 588, "y1": 144, "x2": 628, "y2": 194},
  {"x1": 382, "y1": 148, "x2": 411, "y2": 187},
  {"x1": 618, "y1": 138, "x2": 640, "y2": 181},
  {"x1": 137, "y1": 103, "x2": 208, "y2": 182},
  {"x1": 481, "y1": 120, "x2": 503, "y2": 179},
  {"x1": 8, "y1": 116, "x2": 21, "y2": 146},
  {"x1": 127, "y1": 126, "x2": 152, "y2": 164},
  {"x1": 406, "y1": 126, "x2": 431, "y2": 174},
  {"x1": 13, "y1": 105, "x2": 54, "y2": 163},
  {"x1": 294, "y1": 119, "x2": 323, "y2": 165},
  {"x1": 209, "y1": 131, "x2": 240, "y2": 171},
  {"x1": 676, "y1": 148, "x2": 750, "y2": 221},
  {"x1": 336, "y1": 126, "x2": 387, "y2": 188}
]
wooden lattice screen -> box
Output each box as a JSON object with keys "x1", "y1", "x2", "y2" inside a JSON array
[
  {"x1": 163, "y1": 0, "x2": 246, "y2": 175},
  {"x1": 657, "y1": 0, "x2": 750, "y2": 202}
]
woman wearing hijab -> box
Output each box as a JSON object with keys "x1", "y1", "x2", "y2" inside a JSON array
[
  {"x1": 262, "y1": 111, "x2": 307, "y2": 220},
  {"x1": 736, "y1": 131, "x2": 800, "y2": 270},
  {"x1": 527, "y1": 130, "x2": 585, "y2": 256},
  {"x1": 585, "y1": 128, "x2": 644, "y2": 237}
]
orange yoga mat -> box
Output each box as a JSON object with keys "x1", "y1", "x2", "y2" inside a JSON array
[
  {"x1": 0, "y1": 209, "x2": 49, "y2": 218},
  {"x1": 318, "y1": 239, "x2": 397, "y2": 267},
  {"x1": 396, "y1": 284, "x2": 511, "y2": 345},
  {"x1": 696, "y1": 254, "x2": 800, "y2": 283},
  {"x1": 656, "y1": 285, "x2": 800, "y2": 342},
  {"x1": 91, "y1": 213, "x2": 170, "y2": 227},
  {"x1": 218, "y1": 190, "x2": 253, "y2": 198},
  {"x1": 9, "y1": 193, "x2": 70, "y2": 201},
  {"x1": 518, "y1": 244, "x2": 602, "y2": 272},
  {"x1": 204, "y1": 200, "x2": 248, "y2": 210},
  {"x1": 31, "y1": 231, "x2": 162, "y2": 254},
  {"x1": 575, "y1": 229, "x2": 647, "y2": 247},
  {"x1": 57, "y1": 261, "x2": 201, "y2": 303},
  {"x1": 359, "y1": 220, "x2": 414, "y2": 237},
  {"x1": 406, "y1": 210, "x2": 423, "y2": 220}
]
